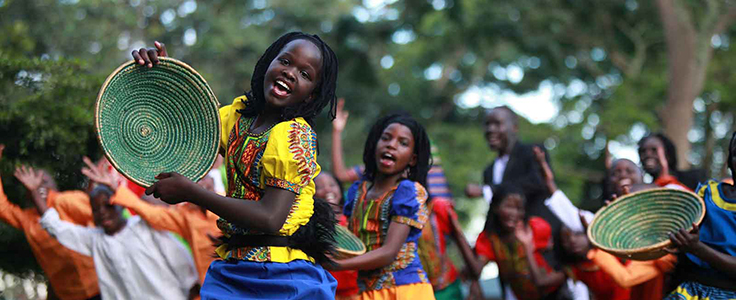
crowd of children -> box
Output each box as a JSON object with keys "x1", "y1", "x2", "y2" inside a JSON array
[{"x1": 1, "y1": 31, "x2": 735, "y2": 300}]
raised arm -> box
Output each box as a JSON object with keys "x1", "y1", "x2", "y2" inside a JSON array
[
  {"x1": 40, "y1": 208, "x2": 95, "y2": 256},
  {"x1": 0, "y1": 145, "x2": 27, "y2": 229},
  {"x1": 82, "y1": 157, "x2": 186, "y2": 234},
  {"x1": 533, "y1": 146, "x2": 556, "y2": 194},
  {"x1": 14, "y1": 165, "x2": 48, "y2": 214},
  {"x1": 331, "y1": 98, "x2": 361, "y2": 183}
]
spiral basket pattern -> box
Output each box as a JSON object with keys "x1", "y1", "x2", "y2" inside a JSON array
[
  {"x1": 95, "y1": 58, "x2": 220, "y2": 187},
  {"x1": 587, "y1": 188, "x2": 705, "y2": 261},
  {"x1": 333, "y1": 225, "x2": 366, "y2": 260}
]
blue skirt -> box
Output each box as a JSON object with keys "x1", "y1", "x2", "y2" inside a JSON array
[{"x1": 201, "y1": 259, "x2": 337, "y2": 300}]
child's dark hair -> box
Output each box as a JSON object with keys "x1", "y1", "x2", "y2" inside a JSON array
[
  {"x1": 361, "y1": 113, "x2": 432, "y2": 187},
  {"x1": 483, "y1": 184, "x2": 527, "y2": 233},
  {"x1": 238, "y1": 32, "x2": 339, "y2": 127},
  {"x1": 638, "y1": 133, "x2": 678, "y2": 172},
  {"x1": 89, "y1": 185, "x2": 114, "y2": 199}
]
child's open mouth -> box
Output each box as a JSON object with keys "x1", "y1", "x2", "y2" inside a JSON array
[
  {"x1": 379, "y1": 152, "x2": 396, "y2": 168},
  {"x1": 272, "y1": 79, "x2": 292, "y2": 97}
]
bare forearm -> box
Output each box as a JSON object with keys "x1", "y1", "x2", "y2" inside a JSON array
[
  {"x1": 451, "y1": 218, "x2": 484, "y2": 277},
  {"x1": 540, "y1": 164, "x2": 557, "y2": 193},
  {"x1": 189, "y1": 186, "x2": 292, "y2": 234},
  {"x1": 30, "y1": 189, "x2": 48, "y2": 215},
  {"x1": 336, "y1": 221, "x2": 409, "y2": 271},
  {"x1": 691, "y1": 242, "x2": 736, "y2": 280},
  {"x1": 524, "y1": 247, "x2": 564, "y2": 288},
  {"x1": 335, "y1": 247, "x2": 397, "y2": 271},
  {"x1": 331, "y1": 130, "x2": 352, "y2": 182}
]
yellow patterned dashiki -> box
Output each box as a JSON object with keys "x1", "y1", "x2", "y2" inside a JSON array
[{"x1": 215, "y1": 96, "x2": 320, "y2": 263}]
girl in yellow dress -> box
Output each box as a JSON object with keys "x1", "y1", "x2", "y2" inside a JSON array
[{"x1": 133, "y1": 32, "x2": 340, "y2": 299}]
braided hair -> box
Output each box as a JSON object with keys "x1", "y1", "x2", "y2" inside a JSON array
[
  {"x1": 361, "y1": 113, "x2": 432, "y2": 187},
  {"x1": 238, "y1": 32, "x2": 339, "y2": 127}
]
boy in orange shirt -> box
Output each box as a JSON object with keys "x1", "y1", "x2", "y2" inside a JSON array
[
  {"x1": 81, "y1": 156, "x2": 220, "y2": 284},
  {"x1": 0, "y1": 145, "x2": 100, "y2": 300}
]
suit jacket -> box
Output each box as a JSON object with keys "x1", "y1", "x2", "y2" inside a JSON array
[{"x1": 483, "y1": 141, "x2": 549, "y2": 208}]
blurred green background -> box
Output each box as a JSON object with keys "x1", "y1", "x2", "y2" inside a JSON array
[{"x1": 2, "y1": 0, "x2": 736, "y2": 289}]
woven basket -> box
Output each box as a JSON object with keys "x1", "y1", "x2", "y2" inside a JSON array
[
  {"x1": 95, "y1": 58, "x2": 220, "y2": 187},
  {"x1": 587, "y1": 188, "x2": 705, "y2": 261},
  {"x1": 333, "y1": 225, "x2": 366, "y2": 260}
]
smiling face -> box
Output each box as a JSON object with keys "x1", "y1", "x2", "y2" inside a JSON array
[
  {"x1": 315, "y1": 173, "x2": 342, "y2": 216},
  {"x1": 375, "y1": 123, "x2": 417, "y2": 177},
  {"x1": 609, "y1": 159, "x2": 643, "y2": 196},
  {"x1": 263, "y1": 39, "x2": 323, "y2": 111},
  {"x1": 638, "y1": 136, "x2": 664, "y2": 176},
  {"x1": 90, "y1": 192, "x2": 126, "y2": 235},
  {"x1": 484, "y1": 108, "x2": 516, "y2": 153},
  {"x1": 494, "y1": 193, "x2": 525, "y2": 233}
]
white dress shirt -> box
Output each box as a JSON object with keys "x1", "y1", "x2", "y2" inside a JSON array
[
  {"x1": 41, "y1": 209, "x2": 198, "y2": 300},
  {"x1": 544, "y1": 190, "x2": 594, "y2": 232}
]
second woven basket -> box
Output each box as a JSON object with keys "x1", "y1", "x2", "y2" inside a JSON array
[{"x1": 587, "y1": 188, "x2": 705, "y2": 261}]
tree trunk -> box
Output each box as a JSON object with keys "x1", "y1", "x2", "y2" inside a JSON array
[
  {"x1": 656, "y1": 0, "x2": 698, "y2": 170},
  {"x1": 656, "y1": 0, "x2": 734, "y2": 170},
  {"x1": 702, "y1": 102, "x2": 717, "y2": 178}
]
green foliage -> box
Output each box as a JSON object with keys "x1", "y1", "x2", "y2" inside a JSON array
[{"x1": 0, "y1": 0, "x2": 734, "y2": 280}]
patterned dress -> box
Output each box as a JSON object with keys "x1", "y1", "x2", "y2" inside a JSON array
[
  {"x1": 344, "y1": 179, "x2": 433, "y2": 298},
  {"x1": 417, "y1": 198, "x2": 461, "y2": 297},
  {"x1": 664, "y1": 180, "x2": 736, "y2": 299},
  {"x1": 474, "y1": 217, "x2": 562, "y2": 300},
  {"x1": 201, "y1": 96, "x2": 336, "y2": 300}
]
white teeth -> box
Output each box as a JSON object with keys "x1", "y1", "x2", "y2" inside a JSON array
[{"x1": 276, "y1": 80, "x2": 291, "y2": 92}]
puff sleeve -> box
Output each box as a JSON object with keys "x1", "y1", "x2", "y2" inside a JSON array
[
  {"x1": 218, "y1": 96, "x2": 247, "y2": 152},
  {"x1": 474, "y1": 231, "x2": 496, "y2": 261},
  {"x1": 343, "y1": 181, "x2": 362, "y2": 218},
  {"x1": 261, "y1": 120, "x2": 320, "y2": 195},
  {"x1": 390, "y1": 180, "x2": 429, "y2": 230}
]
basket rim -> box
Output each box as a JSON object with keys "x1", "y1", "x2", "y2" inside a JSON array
[
  {"x1": 334, "y1": 225, "x2": 366, "y2": 256},
  {"x1": 586, "y1": 187, "x2": 706, "y2": 257},
  {"x1": 94, "y1": 57, "x2": 221, "y2": 188}
]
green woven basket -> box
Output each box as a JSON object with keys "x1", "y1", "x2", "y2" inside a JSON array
[
  {"x1": 95, "y1": 58, "x2": 220, "y2": 187},
  {"x1": 334, "y1": 225, "x2": 366, "y2": 260},
  {"x1": 587, "y1": 188, "x2": 705, "y2": 261}
]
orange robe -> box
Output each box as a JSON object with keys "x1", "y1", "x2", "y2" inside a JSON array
[
  {"x1": 109, "y1": 186, "x2": 220, "y2": 283},
  {"x1": 0, "y1": 177, "x2": 99, "y2": 300},
  {"x1": 588, "y1": 249, "x2": 677, "y2": 300}
]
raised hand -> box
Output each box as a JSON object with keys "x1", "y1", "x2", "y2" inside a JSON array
[
  {"x1": 132, "y1": 41, "x2": 168, "y2": 68},
  {"x1": 514, "y1": 221, "x2": 534, "y2": 250},
  {"x1": 81, "y1": 156, "x2": 119, "y2": 191},
  {"x1": 145, "y1": 172, "x2": 197, "y2": 204},
  {"x1": 532, "y1": 146, "x2": 546, "y2": 164},
  {"x1": 14, "y1": 166, "x2": 44, "y2": 192},
  {"x1": 332, "y1": 98, "x2": 349, "y2": 132}
]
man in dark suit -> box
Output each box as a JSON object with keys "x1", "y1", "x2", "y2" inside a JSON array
[
  {"x1": 482, "y1": 106, "x2": 560, "y2": 226},
  {"x1": 467, "y1": 106, "x2": 572, "y2": 299}
]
